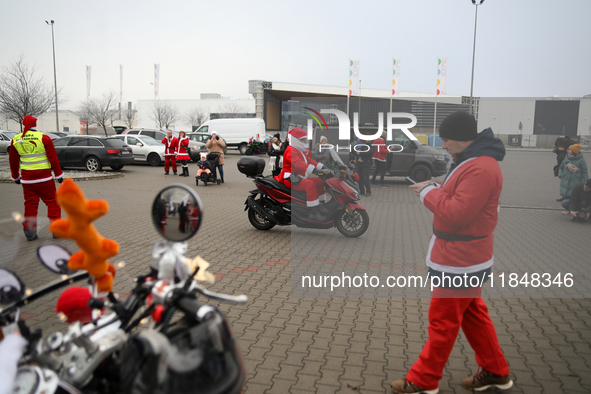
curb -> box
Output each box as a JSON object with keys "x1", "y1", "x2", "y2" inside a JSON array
[{"x1": 0, "y1": 171, "x2": 125, "y2": 183}]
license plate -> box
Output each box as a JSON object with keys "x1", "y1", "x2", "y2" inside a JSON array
[{"x1": 122, "y1": 151, "x2": 130, "y2": 154}]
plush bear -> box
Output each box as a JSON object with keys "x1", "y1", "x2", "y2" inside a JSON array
[{"x1": 50, "y1": 178, "x2": 117, "y2": 292}]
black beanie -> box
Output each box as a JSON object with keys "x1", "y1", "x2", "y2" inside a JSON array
[{"x1": 439, "y1": 111, "x2": 478, "y2": 141}]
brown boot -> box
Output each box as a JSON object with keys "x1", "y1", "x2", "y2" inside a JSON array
[
  {"x1": 462, "y1": 369, "x2": 513, "y2": 391},
  {"x1": 391, "y1": 379, "x2": 438, "y2": 394}
]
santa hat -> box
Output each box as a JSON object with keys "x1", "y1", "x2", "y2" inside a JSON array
[
  {"x1": 22, "y1": 115, "x2": 37, "y2": 135},
  {"x1": 289, "y1": 128, "x2": 307, "y2": 139}
]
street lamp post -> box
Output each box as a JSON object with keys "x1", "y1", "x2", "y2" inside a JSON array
[
  {"x1": 45, "y1": 20, "x2": 59, "y2": 132},
  {"x1": 469, "y1": 0, "x2": 484, "y2": 116}
]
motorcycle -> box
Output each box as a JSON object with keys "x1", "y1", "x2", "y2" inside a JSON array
[
  {"x1": 237, "y1": 149, "x2": 370, "y2": 237},
  {"x1": 0, "y1": 183, "x2": 247, "y2": 394},
  {"x1": 244, "y1": 137, "x2": 267, "y2": 156}
]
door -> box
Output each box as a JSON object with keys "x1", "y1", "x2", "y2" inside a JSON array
[
  {"x1": 128, "y1": 136, "x2": 146, "y2": 161},
  {"x1": 66, "y1": 138, "x2": 88, "y2": 167},
  {"x1": 386, "y1": 130, "x2": 416, "y2": 175}
]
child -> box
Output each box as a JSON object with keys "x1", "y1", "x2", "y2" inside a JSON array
[{"x1": 195, "y1": 152, "x2": 213, "y2": 185}]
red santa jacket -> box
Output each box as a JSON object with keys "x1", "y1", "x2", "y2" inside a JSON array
[
  {"x1": 161, "y1": 136, "x2": 178, "y2": 156},
  {"x1": 275, "y1": 145, "x2": 319, "y2": 184},
  {"x1": 419, "y1": 155, "x2": 502, "y2": 276},
  {"x1": 10, "y1": 131, "x2": 63, "y2": 184},
  {"x1": 372, "y1": 137, "x2": 387, "y2": 161}
]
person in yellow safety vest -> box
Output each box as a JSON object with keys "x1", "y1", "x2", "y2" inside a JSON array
[{"x1": 9, "y1": 115, "x2": 64, "y2": 241}]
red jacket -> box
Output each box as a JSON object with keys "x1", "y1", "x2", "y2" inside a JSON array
[
  {"x1": 276, "y1": 145, "x2": 319, "y2": 183},
  {"x1": 372, "y1": 137, "x2": 387, "y2": 161},
  {"x1": 161, "y1": 136, "x2": 178, "y2": 156},
  {"x1": 419, "y1": 155, "x2": 502, "y2": 275},
  {"x1": 9, "y1": 131, "x2": 63, "y2": 184}
]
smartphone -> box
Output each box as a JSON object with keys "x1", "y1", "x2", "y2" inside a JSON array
[{"x1": 405, "y1": 176, "x2": 417, "y2": 184}]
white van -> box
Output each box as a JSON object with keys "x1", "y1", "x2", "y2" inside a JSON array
[{"x1": 194, "y1": 118, "x2": 265, "y2": 154}]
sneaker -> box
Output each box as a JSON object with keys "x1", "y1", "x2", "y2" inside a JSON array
[
  {"x1": 556, "y1": 197, "x2": 565, "y2": 202},
  {"x1": 462, "y1": 369, "x2": 513, "y2": 392},
  {"x1": 366, "y1": 192, "x2": 372, "y2": 197},
  {"x1": 391, "y1": 379, "x2": 438, "y2": 394}
]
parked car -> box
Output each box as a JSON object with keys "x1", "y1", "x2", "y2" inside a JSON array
[
  {"x1": 193, "y1": 118, "x2": 265, "y2": 154},
  {"x1": 42, "y1": 132, "x2": 61, "y2": 141},
  {"x1": 0, "y1": 130, "x2": 17, "y2": 153},
  {"x1": 112, "y1": 134, "x2": 165, "y2": 166},
  {"x1": 52, "y1": 136, "x2": 134, "y2": 171},
  {"x1": 113, "y1": 126, "x2": 127, "y2": 134},
  {"x1": 124, "y1": 128, "x2": 206, "y2": 160},
  {"x1": 186, "y1": 132, "x2": 227, "y2": 154}
]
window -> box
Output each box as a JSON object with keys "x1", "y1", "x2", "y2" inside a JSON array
[
  {"x1": 53, "y1": 137, "x2": 71, "y2": 146},
  {"x1": 127, "y1": 129, "x2": 139, "y2": 135},
  {"x1": 142, "y1": 131, "x2": 156, "y2": 139},
  {"x1": 128, "y1": 137, "x2": 140, "y2": 145},
  {"x1": 88, "y1": 139, "x2": 103, "y2": 147},
  {"x1": 199, "y1": 126, "x2": 208, "y2": 134},
  {"x1": 69, "y1": 138, "x2": 88, "y2": 147}
]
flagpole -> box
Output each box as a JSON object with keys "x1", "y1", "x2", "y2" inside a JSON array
[
  {"x1": 347, "y1": 59, "x2": 350, "y2": 117},
  {"x1": 433, "y1": 96, "x2": 438, "y2": 147}
]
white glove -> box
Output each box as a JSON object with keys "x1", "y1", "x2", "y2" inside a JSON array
[{"x1": 316, "y1": 163, "x2": 324, "y2": 170}]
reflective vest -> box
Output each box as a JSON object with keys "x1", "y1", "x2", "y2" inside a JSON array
[{"x1": 12, "y1": 131, "x2": 51, "y2": 171}]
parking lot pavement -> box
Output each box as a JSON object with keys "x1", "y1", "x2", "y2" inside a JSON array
[{"x1": 1, "y1": 151, "x2": 590, "y2": 393}]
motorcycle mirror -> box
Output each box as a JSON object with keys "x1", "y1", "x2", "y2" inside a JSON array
[
  {"x1": 152, "y1": 184, "x2": 203, "y2": 242},
  {"x1": 0, "y1": 268, "x2": 26, "y2": 304},
  {"x1": 37, "y1": 245, "x2": 76, "y2": 275}
]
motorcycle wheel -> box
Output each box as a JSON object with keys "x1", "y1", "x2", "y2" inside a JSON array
[
  {"x1": 247, "y1": 202, "x2": 275, "y2": 230},
  {"x1": 335, "y1": 209, "x2": 369, "y2": 237},
  {"x1": 245, "y1": 148, "x2": 253, "y2": 155}
]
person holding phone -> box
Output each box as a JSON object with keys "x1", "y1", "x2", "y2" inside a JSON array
[{"x1": 392, "y1": 111, "x2": 512, "y2": 394}]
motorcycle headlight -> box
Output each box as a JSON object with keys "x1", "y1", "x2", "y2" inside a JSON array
[{"x1": 344, "y1": 182, "x2": 360, "y2": 199}]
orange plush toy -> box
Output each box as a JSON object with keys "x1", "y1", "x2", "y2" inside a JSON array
[{"x1": 50, "y1": 178, "x2": 117, "y2": 292}]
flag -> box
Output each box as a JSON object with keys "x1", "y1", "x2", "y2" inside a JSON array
[
  {"x1": 154, "y1": 64, "x2": 160, "y2": 99},
  {"x1": 86, "y1": 66, "x2": 91, "y2": 99},
  {"x1": 392, "y1": 59, "x2": 401, "y2": 96},
  {"x1": 436, "y1": 58, "x2": 447, "y2": 96},
  {"x1": 349, "y1": 60, "x2": 360, "y2": 96}
]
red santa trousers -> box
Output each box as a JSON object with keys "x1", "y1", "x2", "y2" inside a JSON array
[
  {"x1": 164, "y1": 155, "x2": 177, "y2": 172},
  {"x1": 292, "y1": 177, "x2": 325, "y2": 207},
  {"x1": 405, "y1": 286, "x2": 510, "y2": 389},
  {"x1": 22, "y1": 180, "x2": 61, "y2": 230}
]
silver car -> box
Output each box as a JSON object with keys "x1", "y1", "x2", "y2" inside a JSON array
[
  {"x1": 113, "y1": 134, "x2": 165, "y2": 166},
  {"x1": 0, "y1": 130, "x2": 18, "y2": 153},
  {"x1": 123, "y1": 128, "x2": 206, "y2": 161}
]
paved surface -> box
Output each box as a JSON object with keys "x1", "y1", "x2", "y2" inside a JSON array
[{"x1": 1, "y1": 150, "x2": 591, "y2": 393}]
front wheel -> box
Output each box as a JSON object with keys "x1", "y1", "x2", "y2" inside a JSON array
[
  {"x1": 409, "y1": 165, "x2": 432, "y2": 183},
  {"x1": 85, "y1": 156, "x2": 102, "y2": 172},
  {"x1": 248, "y1": 206, "x2": 275, "y2": 230},
  {"x1": 336, "y1": 209, "x2": 369, "y2": 237},
  {"x1": 238, "y1": 143, "x2": 248, "y2": 155}
]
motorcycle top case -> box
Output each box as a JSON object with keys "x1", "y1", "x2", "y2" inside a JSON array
[{"x1": 237, "y1": 156, "x2": 265, "y2": 176}]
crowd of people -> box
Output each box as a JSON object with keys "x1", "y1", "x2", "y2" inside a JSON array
[
  {"x1": 553, "y1": 137, "x2": 589, "y2": 222},
  {"x1": 160, "y1": 130, "x2": 226, "y2": 182}
]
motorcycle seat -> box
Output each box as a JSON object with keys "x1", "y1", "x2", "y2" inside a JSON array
[{"x1": 260, "y1": 176, "x2": 307, "y2": 201}]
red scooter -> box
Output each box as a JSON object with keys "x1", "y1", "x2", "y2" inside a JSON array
[{"x1": 238, "y1": 155, "x2": 370, "y2": 237}]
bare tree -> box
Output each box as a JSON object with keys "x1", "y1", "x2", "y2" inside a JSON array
[
  {"x1": 152, "y1": 100, "x2": 178, "y2": 130},
  {"x1": 73, "y1": 92, "x2": 118, "y2": 136},
  {"x1": 185, "y1": 107, "x2": 209, "y2": 130},
  {"x1": 73, "y1": 100, "x2": 93, "y2": 135},
  {"x1": 0, "y1": 56, "x2": 59, "y2": 131},
  {"x1": 217, "y1": 102, "x2": 248, "y2": 119},
  {"x1": 92, "y1": 92, "x2": 118, "y2": 136}
]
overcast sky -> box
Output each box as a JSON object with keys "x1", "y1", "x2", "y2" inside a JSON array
[{"x1": 2, "y1": 0, "x2": 590, "y2": 110}]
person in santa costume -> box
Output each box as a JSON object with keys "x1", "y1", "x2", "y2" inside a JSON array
[
  {"x1": 392, "y1": 111, "x2": 512, "y2": 394},
  {"x1": 275, "y1": 128, "x2": 326, "y2": 221},
  {"x1": 176, "y1": 131, "x2": 191, "y2": 177},
  {"x1": 9, "y1": 115, "x2": 63, "y2": 241},
  {"x1": 161, "y1": 130, "x2": 178, "y2": 175}
]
